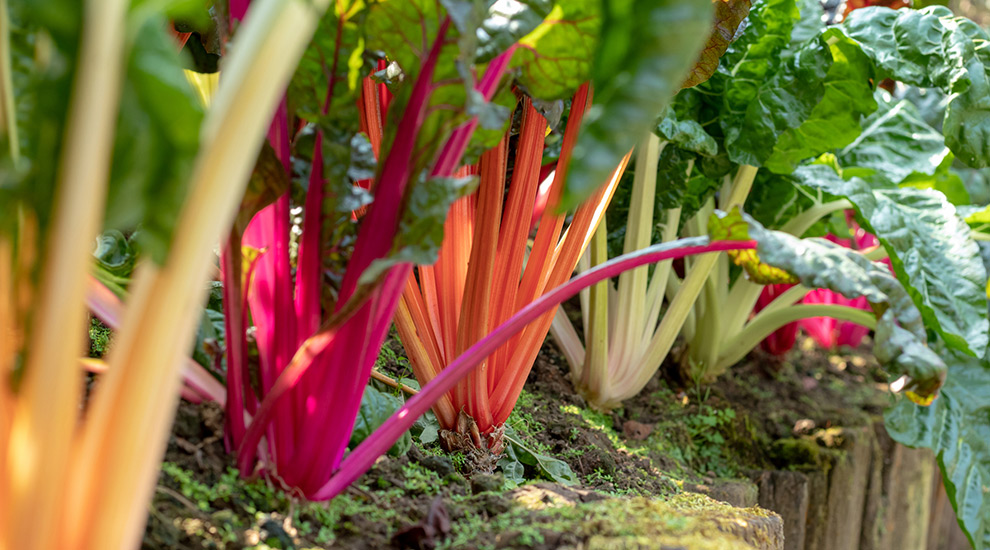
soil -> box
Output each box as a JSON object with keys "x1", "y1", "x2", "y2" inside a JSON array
[{"x1": 143, "y1": 334, "x2": 890, "y2": 549}]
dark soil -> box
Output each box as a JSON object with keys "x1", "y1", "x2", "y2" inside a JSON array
[{"x1": 143, "y1": 335, "x2": 890, "y2": 549}]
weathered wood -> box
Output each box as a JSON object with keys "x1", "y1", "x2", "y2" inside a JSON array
[
  {"x1": 927, "y1": 469, "x2": 973, "y2": 550},
  {"x1": 752, "y1": 470, "x2": 809, "y2": 550}
]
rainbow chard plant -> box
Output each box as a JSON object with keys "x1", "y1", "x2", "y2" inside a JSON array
[
  {"x1": 394, "y1": 87, "x2": 630, "y2": 449},
  {"x1": 220, "y1": 0, "x2": 580, "y2": 497}
]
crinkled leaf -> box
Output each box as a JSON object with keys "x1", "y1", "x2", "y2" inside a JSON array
[
  {"x1": 764, "y1": 28, "x2": 877, "y2": 174},
  {"x1": 842, "y1": 6, "x2": 990, "y2": 168},
  {"x1": 563, "y1": 0, "x2": 713, "y2": 209},
  {"x1": 900, "y1": 154, "x2": 971, "y2": 207},
  {"x1": 350, "y1": 385, "x2": 412, "y2": 457},
  {"x1": 745, "y1": 170, "x2": 829, "y2": 234},
  {"x1": 714, "y1": 0, "x2": 801, "y2": 166},
  {"x1": 795, "y1": 163, "x2": 989, "y2": 357},
  {"x1": 511, "y1": 0, "x2": 600, "y2": 101},
  {"x1": 654, "y1": 146, "x2": 721, "y2": 233},
  {"x1": 711, "y1": 208, "x2": 947, "y2": 401},
  {"x1": 655, "y1": 107, "x2": 718, "y2": 157},
  {"x1": 475, "y1": 0, "x2": 553, "y2": 63},
  {"x1": 836, "y1": 93, "x2": 949, "y2": 185},
  {"x1": 885, "y1": 346, "x2": 990, "y2": 549},
  {"x1": 680, "y1": 0, "x2": 753, "y2": 89},
  {"x1": 788, "y1": 0, "x2": 826, "y2": 50}
]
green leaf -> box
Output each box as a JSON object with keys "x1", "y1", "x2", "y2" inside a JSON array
[
  {"x1": 655, "y1": 106, "x2": 717, "y2": 157},
  {"x1": 885, "y1": 346, "x2": 990, "y2": 550},
  {"x1": 745, "y1": 170, "x2": 827, "y2": 233},
  {"x1": 92, "y1": 229, "x2": 137, "y2": 279},
  {"x1": 350, "y1": 385, "x2": 412, "y2": 457},
  {"x1": 502, "y1": 427, "x2": 578, "y2": 485},
  {"x1": 360, "y1": 175, "x2": 479, "y2": 284},
  {"x1": 788, "y1": 0, "x2": 825, "y2": 50},
  {"x1": 715, "y1": 0, "x2": 801, "y2": 166},
  {"x1": 475, "y1": 0, "x2": 553, "y2": 63},
  {"x1": 105, "y1": 17, "x2": 205, "y2": 264},
  {"x1": 835, "y1": 93, "x2": 949, "y2": 185},
  {"x1": 562, "y1": 0, "x2": 714, "y2": 209},
  {"x1": 900, "y1": 154, "x2": 971, "y2": 207},
  {"x1": 795, "y1": 163, "x2": 989, "y2": 357},
  {"x1": 842, "y1": 6, "x2": 990, "y2": 168},
  {"x1": 511, "y1": 0, "x2": 600, "y2": 101},
  {"x1": 764, "y1": 29, "x2": 877, "y2": 174},
  {"x1": 711, "y1": 209, "x2": 948, "y2": 402}
]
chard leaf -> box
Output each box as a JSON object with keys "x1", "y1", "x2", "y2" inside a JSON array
[
  {"x1": 361, "y1": 175, "x2": 479, "y2": 284},
  {"x1": 795, "y1": 163, "x2": 989, "y2": 357},
  {"x1": 744, "y1": 170, "x2": 828, "y2": 233},
  {"x1": 714, "y1": 0, "x2": 802, "y2": 166},
  {"x1": 884, "y1": 346, "x2": 990, "y2": 550},
  {"x1": 680, "y1": 0, "x2": 753, "y2": 89},
  {"x1": 764, "y1": 29, "x2": 876, "y2": 173},
  {"x1": 655, "y1": 106, "x2": 718, "y2": 157},
  {"x1": 562, "y1": 0, "x2": 713, "y2": 209},
  {"x1": 836, "y1": 94, "x2": 949, "y2": 185},
  {"x1": 287, "y1": 0, "x2": 366, "y2": 123},
  {"x1": 788, "y1": 0, "x2": 825, "y2": 50},
  {"x1": 711, "y1": 208, "x2": 947, "y2": 402},
  {"x1": 350, "y1": 385, "x2": 412, "y2": 457},
  {"x1": 900, "y1": 154, "x2": 971, "y2": 207},
  {"x1": 842, "y1": 6, "x2": 990, "y2": 168},
  {"x1": 511, "y1": 0, "x2": 600, "y2": 100},
  {"x1": 476, "y1": 0, "x2": 553, "y2": 63},
  {"x1": 105, "y1": 17, "x2": 204, "y2": 264}
]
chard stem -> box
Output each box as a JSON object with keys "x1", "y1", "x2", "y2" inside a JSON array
[{"x1": 716, "y1": 304, "x2": 877, "y2": 372}]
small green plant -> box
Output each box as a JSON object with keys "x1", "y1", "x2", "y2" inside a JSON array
[
  {"x1": 682, "y1": 406, "x2": 738, "y2": 477},
  {"x1": 88, "y1": 317, "x2": 112, "y2": 358}
]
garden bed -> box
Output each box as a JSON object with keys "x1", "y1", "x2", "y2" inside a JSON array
[{"x1": 143, "y1": 334, "x2": 965, "y2": 550}]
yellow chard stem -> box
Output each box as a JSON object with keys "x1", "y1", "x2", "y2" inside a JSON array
[
  {"x1": 62, "y1": 0, "x2": 330, "y2": 547},
  {"x1": 5, "y1": 0, "x2": 125, "y2": 544}
]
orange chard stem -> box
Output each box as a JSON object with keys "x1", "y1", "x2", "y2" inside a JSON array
[
  {"x1": 456, "y1": 136, "x2": 508, "y2": 430},
  {"x1": 486, "y1": 98, "x2": 548, "y2": 391}
]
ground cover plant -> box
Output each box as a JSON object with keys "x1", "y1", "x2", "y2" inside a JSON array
[{"x1": 6, "y1": 0, "x2": 990, "y2": 548}]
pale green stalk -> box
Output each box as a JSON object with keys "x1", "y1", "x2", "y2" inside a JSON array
[
  {"x1": 0, "y1": 0, "x2": 18, "y2": 162},
  {"x1": 583, "y1": 220, "x2": 611, "y2": 403},
  {"x1": 614, "y1": 165, "x2": 759, "y2": 397},
  {"x1": 611, "y1": 134, "x2": 661, "y2": 374},
  {"x1": 715, "y1": 304, "x2": 877, "y2": 373},
  {"x1": 641, "y1": 207, "x2": 681, "y2": 343}
]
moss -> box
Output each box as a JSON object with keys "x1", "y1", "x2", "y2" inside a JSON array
[
  {"x1": 444, "y1": 487, "x2": 779, "y2": 550},
  {"x1": 769, "y1": 437, "x2": 822, "y2": 469},
  {"x1": 88, "y1": 317, "x2": 112, "y2": 357}
]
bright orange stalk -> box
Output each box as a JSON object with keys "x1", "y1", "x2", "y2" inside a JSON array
[{"x1": 396, "y1": 87, "x2": 629, "y2": 435}]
